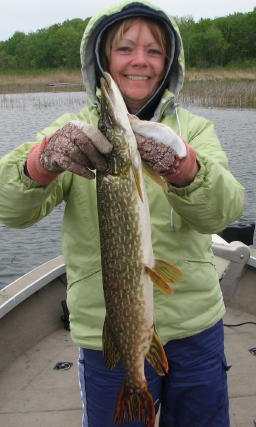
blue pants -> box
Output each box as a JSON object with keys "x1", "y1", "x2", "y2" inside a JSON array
[{"x1": 78, "y1": 320, "x2": 230, "y2": 427}]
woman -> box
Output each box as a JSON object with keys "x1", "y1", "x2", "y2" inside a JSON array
[{"x1": 0, "y1": 1, "x2": 244, "y2": 426}]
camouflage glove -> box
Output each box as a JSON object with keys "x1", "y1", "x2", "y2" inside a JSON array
[
  {"x1": 129, "y1": 116, "x2": 198, "y2": 187},
  {"x1": 26, "y1": 120, "x2": 112, "y2": 184}
]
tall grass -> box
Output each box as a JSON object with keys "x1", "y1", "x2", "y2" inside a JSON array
[
  {"x1": 0, "y1": 92, "x2": 87, "y2": 110},
  {"x1": 0, "y1": 68, "x2": 255, "y2": 108},
  {"x1": 180, "y1": 80, "x2": 256, "y2": 109}
]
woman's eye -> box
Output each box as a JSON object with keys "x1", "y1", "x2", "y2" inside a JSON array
[
  {"x1": 116, "y1": 46, "x2": 132, "y2": 53},
  {"x1": 148, "y1": 49, "x2": 162, "y2": 55}
]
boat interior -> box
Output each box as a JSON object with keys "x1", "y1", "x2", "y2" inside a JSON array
[{"x1": 0, "y1": 235, "x2": 256, "y2": 426}]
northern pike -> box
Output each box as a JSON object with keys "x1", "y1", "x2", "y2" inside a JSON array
[{"x1": 97, "y1": 72, "x2": 183, "y2": 426}]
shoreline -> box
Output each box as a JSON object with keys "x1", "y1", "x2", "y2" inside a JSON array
[
  {"x1": 0, "y1": 69, "x2": 255, "y2": 108},
  {"x1": 0, "y1": 68, "x2": 255, "y2": 86}
]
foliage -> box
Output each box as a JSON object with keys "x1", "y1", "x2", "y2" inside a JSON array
[
  {"x1": 178, "y1": 10, "x2": 255, "y2": 68},
  {"x1": 0, "y1": 11, "x2": 255, "y2": 71},
  {"x1": 0, "y1": 18, "x2": 90, "y2": 71}
]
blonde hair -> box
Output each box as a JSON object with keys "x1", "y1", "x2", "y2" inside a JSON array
[{"x1": 100, "y1": 18, "x2": 170, "y2": 71}]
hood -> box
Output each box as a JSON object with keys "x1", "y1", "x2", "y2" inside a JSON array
[{"x1": 80, "y1": 0, "x2": 185, "y2": 120}]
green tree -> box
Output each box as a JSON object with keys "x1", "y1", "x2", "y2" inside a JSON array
[
  {"x1": 0, "y1": 11, "x2": 254, "y2": 71},
  {"x1": 188, "y1": 25, "x2": 229, "y2": 67},
  {"x1": 0, "y1": 49, "x2": 17, "y2": 70},
  {"x1": 4, "y1": 31, "x2": 26, "y2": 56},
  {"x1": 214, "y1": 10, "x2": 256, "y2": 63},
  {"x1": 176, "y1": 15, "x2": 196, "y2": 67}
]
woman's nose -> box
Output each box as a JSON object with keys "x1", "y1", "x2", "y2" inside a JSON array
[{"x1": 131, "y1": 48, "x2": 147, "y2": 65}]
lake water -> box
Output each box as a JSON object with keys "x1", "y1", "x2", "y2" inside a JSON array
[{"x1": 0, "y1": 92, "x2": 255, "y2": 289}]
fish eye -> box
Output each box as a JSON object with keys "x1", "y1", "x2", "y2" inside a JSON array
[{"x1": 99, "y1": 121, "x2": 107, "y2": 133}]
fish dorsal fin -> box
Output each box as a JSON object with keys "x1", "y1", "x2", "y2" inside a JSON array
[
  {"x1": 145, "y1": 259, "x2": 183, "y2": 294},
  {"x1": 102, "y1": 317, "x2": 121, "y2": 369},
  {"x1": 146, "y1": 331, "x2": 168, "y2": 376},
  {"x1": 142, "y1": 163, "x2": 169, "y2": 191}
]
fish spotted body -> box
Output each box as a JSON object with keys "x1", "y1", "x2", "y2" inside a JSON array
[{"x1": 97, "y1": 72, "x2": 183, "y2": 426}]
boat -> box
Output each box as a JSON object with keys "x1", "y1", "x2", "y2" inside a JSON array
[{"x1": 0, "y1": 233, "x2": 256, "y2": 426}]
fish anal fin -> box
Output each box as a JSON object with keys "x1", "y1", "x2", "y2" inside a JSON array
[
  {"x1": 145, "y1": 265, "x2": 174, "y2": 294},
  {"x1": 143, "y1": 163, "x2": 168, "y2": 191},
  {"x1": 114, "y1": 381, "x2": 155, "y2": 427},
  {"x1": 103, "y1": 317, "x2": 121, "y2": 369},
  {"x1": 146, "y1": 332, "x2": 169, "y2": 376},
  {"x1": 155, "y1": 258, "x2": 184, "y2": 283}
]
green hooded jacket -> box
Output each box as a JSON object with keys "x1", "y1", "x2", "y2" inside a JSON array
[{"x1": 0, "y1": 0, "x2": 244, "y2": 348}]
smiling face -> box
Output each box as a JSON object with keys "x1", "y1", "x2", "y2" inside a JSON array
[{"x1": 107, "y1": 19, "x2": 167, "y2": 113}]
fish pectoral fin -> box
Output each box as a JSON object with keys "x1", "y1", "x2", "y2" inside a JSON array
[
  {"x1": 132, "y1": 155, "x2": 144, "y2": 202},
  {"x1": 142, "y1": 163, "x2": 169, "y2": 191},
  {"x1": 145, "y1": 265, "x2": 174, "y2": 294},
  {"x1": 154, "y1": 259, "x2": 184, "y2": 283},
  {"x1": 103, "y1": 317, "x2": 121, "y2": 369},
  {"x1": 145, "y1": 260, "x2": 183, "y2": 294},
  {"x1": 146, "y1": 332, "x2": 168, "y2": 376}
]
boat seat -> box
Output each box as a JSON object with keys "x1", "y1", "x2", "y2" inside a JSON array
[{"x1": 212, "y1": 234, "x2": 251, "y2": 303}]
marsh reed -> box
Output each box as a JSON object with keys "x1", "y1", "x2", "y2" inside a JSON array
[
  {"x1": 180, "y1": 80, "x2": 256, "y2": 109},
  {"x1": 0, "y1": 92, "x2": 87, "y2": 110},
  {"x1": 0, "y1": 69, "x2": 255, "y2": 109}
]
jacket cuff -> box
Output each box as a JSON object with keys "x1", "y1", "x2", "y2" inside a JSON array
[
  {"x1": 162, "y1": 141, "x2": 198, "y2": 187},
  {"x1": 26, "y1": 137, "x2": 60, "y2": 185}
]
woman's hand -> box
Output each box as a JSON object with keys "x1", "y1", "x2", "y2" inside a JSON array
[
  {"x1": 129, "y1": 116, "x2": 198, "y2": 187},
  {"x1": 26, "y1": 121, "x2": 112, "y2": 184}
]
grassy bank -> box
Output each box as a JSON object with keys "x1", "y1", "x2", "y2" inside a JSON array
[
  {"x1": 0, "y1": 69, "x2": 82, "y2": 84},
  {"x1": 1, "y1": 67, "x2": 255, "y2": 82},
  {"x1": 0, "y1": 68, "x2": 255, "y2": 108},
  {"x1": 186, "y1": 68, "x2": 256, "y2": 81},
  {"x1": 0, "y1": 69, "x2": 84, "y2": 94}
]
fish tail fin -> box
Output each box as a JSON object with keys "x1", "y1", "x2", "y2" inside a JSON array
[
  {"x1": 102, "y1": 317, "x2": 121, "y2": 369},
  {"x1": 146, "y1": 332, "x2": 169, "y2": 376},
  {"x1": 114, "y1": 381, "x2": 155, "y2": 427}
]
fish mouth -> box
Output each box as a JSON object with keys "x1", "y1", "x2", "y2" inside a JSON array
[
  {"x1": 101, "y1": 72, "x2": 124, "y2": 111},
  {"x1": 101, "y1": 74, "x2": 114, "y2": 108},
  {"x1": 102, "y1": 72, "x2": 111, "y2": 89},
  {"x1": 100, "y1": 72, "x2": 130, "y2": 129},
  {"x1": 101, "y1": 72, "x2": 115, "y2": 96}
]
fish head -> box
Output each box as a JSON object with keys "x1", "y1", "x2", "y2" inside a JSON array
[
  {"x1": 99, "y1": 72, "x2": 131, "y2": 133},
  {"x1": 99, "y1": 72, "x2": 137, "y2": 176}
]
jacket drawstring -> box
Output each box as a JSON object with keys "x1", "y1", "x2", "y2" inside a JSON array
[
  {"x1": 170, "y1": 208, "x2": 176, "y2": 232},
  {"x1": 169, "y1": 106, "x2": 182, "y2": 232},
  {"x1": 175, "y1": 106, "x2": 182, "y2": 136}
]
